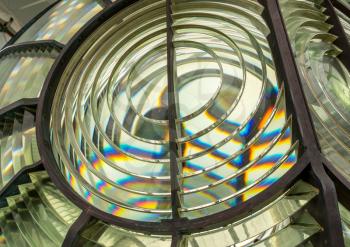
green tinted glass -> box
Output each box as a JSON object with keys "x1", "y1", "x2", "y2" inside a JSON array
[{"x1": 15, "y1": 0, "x2": 103, "y2": 44}]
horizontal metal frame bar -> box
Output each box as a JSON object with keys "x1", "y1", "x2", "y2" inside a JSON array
[
  {"x1": 0, "y1": 40, "x2": 64, "y2": 60},
  {"x1": 0, "y1": 98, "x2": 38, "y2": 118}
]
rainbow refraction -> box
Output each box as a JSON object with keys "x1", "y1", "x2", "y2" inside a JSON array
[
  {"x1": 0, "y1": 110, "x2": 40, "y2": 190},
  {"x1": 50, "y1": 0, "x2": 299, "y2": 222},
  {"x1": 0, "y1": 54, "x2": 56, "y2": 109}
]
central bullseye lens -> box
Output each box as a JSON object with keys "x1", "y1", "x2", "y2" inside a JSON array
[{"x1": 49, "y1": 0, "x2": 298, "y2": 222}]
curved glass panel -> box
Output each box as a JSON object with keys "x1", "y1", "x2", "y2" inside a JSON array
[
  {"x1": 339, "y1": 0, "x2": 350, "y2": 9},
  {"x1": 0, "y1": 0, "x2": 347, "y2": 245},
  {"x1": 336, "y1": 8, "x2": 350, "y2": 40},
  {"x1": 173, "y1": 0, "x2": 298, "y2": 219},
  {"x1": 0, "y1": 49, "x2": 58, "y2": 109},
  {"x1": 181, "y1": 181, "x2": 320, "y2": 247},
  {"x1": 15, "y1": 0, "x2": 103, "y2": 45},
  {"x1": 77, "y1": 220, "x2": 172, "y2": 246},
  {"x1": 0, "y1": 109, "x2": 40, "y2": 189},
  {"x1": 0, "y1": 171, "x2": 81, "y2": 246},
  {"x1": 49, "y1": 0, "x2": 299, "y2": 222},
  {"x1": 279, "y1": 0, "x2": 350, "y2": 179},
  {"x1": 339, "y1": 203, "x2": 350, "y2": 246},
  {"x1": 51, "y1": 0, "x2": 171, "y2": 222}
]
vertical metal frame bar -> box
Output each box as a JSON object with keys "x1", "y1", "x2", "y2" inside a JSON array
[
  {"x1": 172, "y1": 232, "x2": 183, "y2": 247},
  {"x1": 307, "y1": 158, "x2": 344, "y2": 246},
  {"x1": 259, "y1": 0, "x2": 345, "y2": 246},
  {"x1": 62, "y1": 210, "x2": 93, "y2": 247},
  {"x1": 259, "y1": 0, "x2": 319, "y2": 148},
  {"x1": 323, "y1": 156, "x2": 350, "y2": 210},
  {"x1": 166, "y1": 0, "x2": 181, "y2": 220}
]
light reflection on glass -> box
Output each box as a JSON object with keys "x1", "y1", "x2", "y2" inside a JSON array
[
  {"x1": 0, "y1": 171, "x2": 81, "y2": 246},
  {"x1": 50, "y1": 0, "x2": 299, "y2": 221},
  {"x1": 16, "y1": 0, "x2": 103, "y2": 44},
  {"x1": 279, "y1": 0, "x2": 350, "y2": 180},
  {"x1": 0, "y1": 110, "x2": 40, "y2": 188},
  {"x1": 0, "y1": 51, "x2": 57, "y2": 109},
  {"x1": 181, "y1": 181, "x2": 320, "y2": 247}
]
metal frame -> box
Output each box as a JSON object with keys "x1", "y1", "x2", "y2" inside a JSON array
[
  {"x1": 171, "y1": 233, "x2": 183, "y2": 247},
  {"x1": 0, "y1": 0, "x2": 344, "y2": 246},
  {"x1": 260, "y1": 0, "x2": 347, "y2": 245},
  {"x1": 62, "y1": 211, "x2": 93, "y2": 246},
  {"x1": 0, "y1": 40, "x2": 64, "y2": 59},
  {"x1": 0, "y1": 17, "x2": 16, "y2": 37},
  {"x1": 323, "y1": 156, "x2": 350, "y2": 211},
  {"x1": 0, "y1": 99, "x2": 38, "y2": 117},
  {"x1": 166, "y1": 0, "x2": 181, "y2": 220}
]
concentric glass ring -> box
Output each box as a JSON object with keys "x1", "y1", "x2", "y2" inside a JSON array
[{"x1": 48, "y1": 0, "x2": 299, "y2": 222}]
